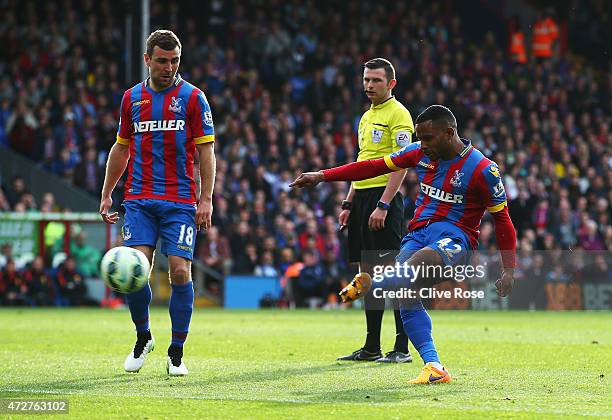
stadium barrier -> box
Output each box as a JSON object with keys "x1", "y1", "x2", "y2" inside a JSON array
[
  {"x1": 224, "y1": 276, "x2": 281, "y2": 308},
  {"x1": 0, "y1": 212, "x2": 111, "y2": 262}
]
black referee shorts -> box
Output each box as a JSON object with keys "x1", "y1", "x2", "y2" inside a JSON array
[{"x1": 347, "y1": 187, "x2": 404, "y2": 263}]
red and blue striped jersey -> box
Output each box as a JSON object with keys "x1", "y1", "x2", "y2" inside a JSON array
[
  {"x1": 116, "y1": 75, "x2": 214, "y2": 204},
  {"x1": 384, "y1": 139, "x2": 507, "y2": 248}
]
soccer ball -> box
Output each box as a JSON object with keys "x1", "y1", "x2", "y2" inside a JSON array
[{"x1": 100, "y1": 246, "x2": 150, "y2": 294}]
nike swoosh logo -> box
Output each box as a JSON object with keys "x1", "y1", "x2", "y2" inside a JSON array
[
  {"x1": 429, "y1": 373, "x2": 446, "y2": 382},
  {"x1": 378, "y1": 252, "x2": 391, "y2": 258}
]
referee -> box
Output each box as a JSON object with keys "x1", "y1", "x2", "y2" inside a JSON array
[{"x1": 337, "y1": 58, "x2": 413, "y2": 363}]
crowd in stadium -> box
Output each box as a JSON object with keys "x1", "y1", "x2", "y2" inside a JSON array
[{"x1": 0, "y1": 0, "x2": 610, "y2": 306}]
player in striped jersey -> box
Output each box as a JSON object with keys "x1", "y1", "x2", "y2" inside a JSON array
[
  {"x1": 100, "y1": 30, "x2": 216, "y2": 376},
  {"x1": 290, "y1": 105, "x2": 517, "y2": 384}
]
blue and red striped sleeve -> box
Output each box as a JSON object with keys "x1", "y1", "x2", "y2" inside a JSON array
[
  {"x1": 188, "y1": 89, "x2": 215, "y2": 144},
  {"x1": 384, "y1": 142, "x2": 423, "y2": 171},
  {"x1": 475, "y1": 162, "x2": 517, "y2": 268},
  {"x1": 116, "y1": 89, "x2": 133, "y2": 145},
  {"x1": 476, "y1": 162, "x2": 507, "y2": 213},
  {"x1": 322, "y1": 142, "x2": 422, "y2": 181}
]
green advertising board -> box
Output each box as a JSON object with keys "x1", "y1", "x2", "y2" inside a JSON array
[
  {"x1": 0, "y1": 216, "x2": 38, "y2": 257},
  {"x1": 0, "y1": 212, "x2": 101, "y2": 259}
]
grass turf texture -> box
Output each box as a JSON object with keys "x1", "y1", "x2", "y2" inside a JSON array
[{"x1": 0, "y1": 309, "x2": 610, "y2": 419}]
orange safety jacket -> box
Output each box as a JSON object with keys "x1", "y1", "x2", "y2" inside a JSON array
[
  {"x1": 532, "y1": 17, "x2": 559, "y2": 58},
  {"x1": 510, "y1": 31, "x2": 527, "y2": 63}
]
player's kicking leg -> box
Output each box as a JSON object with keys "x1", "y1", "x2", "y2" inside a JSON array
[
  {"x1": 399, "y1": 241, "x2": 464, "y2": 384},
  {"x1": 400, "y1": 299, "x2": 451, "y2": 384},
  {"x1": 339, "y1": 233, "x2": 456, "y2": 384},
  {"x1": 339, "y1": 265, "x2": 449, "y2": 382}
]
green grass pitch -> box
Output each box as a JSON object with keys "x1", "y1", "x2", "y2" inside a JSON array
[{"x1": 1, "y1": 308, "x2": 610, "y2": 418}]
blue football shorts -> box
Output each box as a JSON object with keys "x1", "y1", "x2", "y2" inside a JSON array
[
  {"x1": 397, "y1": 221, "x2": 471, "y2": 267},
  {"x1": 121, "y1": 199, "x2": 197, "y2": 261},
  {"x1": 372, "y1": 220, "x2": 473, "y2": 297}
]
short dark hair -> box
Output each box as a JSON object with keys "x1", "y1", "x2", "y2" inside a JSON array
[
  {"x1": 415, "y1": 105, "x2": 457, "y2": 129},
  {"x1": 364, "y1": 58, "x2": 396, "y2": 81},
  {"x1": 146, "y1": 29, "x2": 181, "y2": 57}
]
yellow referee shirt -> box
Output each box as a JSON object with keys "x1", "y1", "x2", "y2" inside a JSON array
[{"x1": 354, "y1": 97, "x2": 414, "y2": 189}]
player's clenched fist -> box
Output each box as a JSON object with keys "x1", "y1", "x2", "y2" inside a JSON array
[
  {"x1": 289, "y1": 171, "x2": 325, "y2": 188},
  {"x1": 339, "y1": 272, "x2": 373, "y2": 303}
]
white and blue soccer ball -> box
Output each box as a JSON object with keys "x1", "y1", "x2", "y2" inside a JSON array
[{"x1": 100, "y1": 246, "x2": 150, "y2": 294}]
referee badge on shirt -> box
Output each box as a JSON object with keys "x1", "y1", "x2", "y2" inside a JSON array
[{"x1": 371, "y1": 129, "x2": 384, "y2": 143}]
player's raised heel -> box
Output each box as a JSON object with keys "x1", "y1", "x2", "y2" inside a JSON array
[
  {"x1": 124, "y1": 331, "x2": 155, "y2": 373},
  {"x1": 167, "y1": 345, "x2": 188, "y2": 376},
  {"x1": 409, "y1": 362, "x2": 452, "y2": 384}
]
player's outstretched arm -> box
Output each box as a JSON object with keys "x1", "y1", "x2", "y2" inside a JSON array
[
  {"x1": 100, "y1": 142, "x2": 130, "y2": 224},
  {"x1": 289, "y1": 171, "x2": 325, "y2": 188},
  {"x1": 290, "y1": 157, "x2": 396, "y2": 188}
]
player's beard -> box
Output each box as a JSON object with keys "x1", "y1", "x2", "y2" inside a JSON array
[
  {"x1": 150, "y1": 69, "x2": 174, "y2": 89},
  {"x1": 157, "y1": 74, "x2": 173, "y2": 88}
]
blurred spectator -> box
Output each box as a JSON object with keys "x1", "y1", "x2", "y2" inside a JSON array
[
  {"x1": 508, "y1": 16, "x2": 526, "y2": 64},
  {"x1": 23, "y1": 255, "x2": 53, "y2": 306},
  {"x1": 73, "y1": 148, "x2": 101, "y2": 194},
  {"x1": 196, "y1": 226, "x2": 231, "y2": 275},
  {"x1": 546, "y1": 265, "x2": 570, "y2": 284},
  {"x1": 582, "y1": 254, "x2": 611, "y2": 284},
  {"x1": 293, "y1": 250, "x2": 327, "y2": 308},
  {"x1": 512, "y1": 253, "x2": 548, "y2": 309},
  {"x1": 4, "y1": 176, "x2": 26, "y2": 209},
  {"x1": 0, "y1": 259, "x2": 27, "y2": 306},
  {"x1": 70, "y1": 231, "x2": 102, "y2": 277},
  {"x1": 0, "y1": 243, "x2": 13, "y2": 270},
  {"x1": 578, "y1": 220, "x2": 606, "y2": 251},
  {"x1": 254, "y1": 250, "x2": 278, "y2": 277},
  {"x1": 233, "y1": 242, "x2": 258, "y2": 274},
  {"x1": 531, "y1": 10, "x2": 559, "y2": 59},
  {"x1": 55, "y1": 256, "x2": 87, "y2": 306},
  {"x1": 5, "y1": 101, "x2": 38, "y2": 156}
]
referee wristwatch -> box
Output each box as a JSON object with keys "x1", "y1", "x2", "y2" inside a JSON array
[
  {"x1": 341, "y1": 200, "x2": 353, "y2": 210},
  {"x1": 376, "y1": 200, "x2": 391, "y2": 210}
]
